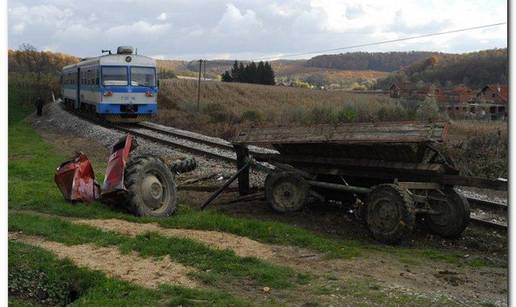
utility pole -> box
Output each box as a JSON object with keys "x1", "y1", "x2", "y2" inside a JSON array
[
  {"x1": 203, "y1": 59, "x2": 207, "y2": 80},
  {"x1": 197, "y1": 59, "x2": 203, "y2": 112}
]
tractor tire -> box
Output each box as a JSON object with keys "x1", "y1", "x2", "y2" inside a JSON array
[
  {"x1": 170, "y1": 157, "x2": 197, "y2": 174},
  {"x1": 366, "y1": 184, "x2": 415, "y2": 244},
  {"x1": 124, "y1": 155, "x2": 177, "y2": 217},
  {"x1": 425, "y1": 188, "x2": 470, "y2": 238},
  {"x1": 265, "y1": 172, "x2": 309, "y2": 213}
]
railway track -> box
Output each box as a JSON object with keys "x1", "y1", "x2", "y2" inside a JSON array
[
  {"x1": 111, "y1": 122, "x2": 273, "y2": 172},
  {"x1": 467, "y1": 197, "x2": 507, "y2": 231},
  {"x1": 110, "y1": 118, "x2": 510, "y2": 232},
  {"x1": 470, "y1": 216, "x2": 507, "y2": 231}
]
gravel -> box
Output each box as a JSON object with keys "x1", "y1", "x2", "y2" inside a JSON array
[{"x1": 32, "y1": 102, "x2": 266, "y2": 187}]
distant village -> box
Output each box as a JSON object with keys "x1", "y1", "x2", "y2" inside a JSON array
[{"x1": 388, "y1": 82, "x2": 508, "y2": 120}]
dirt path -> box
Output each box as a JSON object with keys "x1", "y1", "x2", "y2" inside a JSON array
[
  {"x1": 10, "y1": 233, "x2": 199, "y2": 289},
  {"x1": 74, "y1": 218, "x2": 276, "y2": 260},
  {"x1": 73, "y1": 217, "x2": 507, "y2": 306}
]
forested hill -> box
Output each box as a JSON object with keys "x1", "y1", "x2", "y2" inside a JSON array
[
  {"x1": 375, "y1": 48, "x2": 507, "y2": 89},
  {"x1": 305, "y1": 51, "x2": 444, "y2": 71},
  {"x1": 8, "y1": 47, "x2": 79, "y2": 76}
]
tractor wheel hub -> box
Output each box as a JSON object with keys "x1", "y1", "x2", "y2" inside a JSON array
[{"x1": 142, "y1": 175, "x2": 163, "y2": 209}]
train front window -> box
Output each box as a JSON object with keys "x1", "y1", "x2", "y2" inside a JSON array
[
  {"x1": 102, "y1": 67, "x2": 128, "y2": 86},
  {"x1": 131, "y1": 67, "x2": 156, "y2": 87}
]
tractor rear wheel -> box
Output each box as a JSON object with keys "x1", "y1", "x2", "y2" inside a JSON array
[
  {"x1": 366, "y1": 184, "x2": 415, "y2": 244},
  {"x1": 425, "y1": 188, "x2": 470, "y2": 238},
  {"x1": 124, "y1": 155, "x2": 177, "y2": 217},
  {"x1": 265, "y1": 172, "x2": 309, "y2": 213}
]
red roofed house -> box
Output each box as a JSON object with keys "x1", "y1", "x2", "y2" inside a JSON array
[{"x1": 476, "y1": 84, "x2": 508, "y2": 104}]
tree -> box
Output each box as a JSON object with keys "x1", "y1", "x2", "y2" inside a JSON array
[
  {"x1": 238, "y1": 62, "x2": 246, "y2": 82},
  {"x1": 416, "y1": 96, "x2": 440, "y2": 121},
  {"x1": 221, "y1": 71, "x2": 232, "y2": 82},
  {"x1": 230, "y1": 60, "x2": 240, "y2": 81},
  {"x1": 263, "y1": 62, "x2": 275, "y2": 85},
  {"x1": 257, "y1": 61, "x2": 265, "y2": 84}
]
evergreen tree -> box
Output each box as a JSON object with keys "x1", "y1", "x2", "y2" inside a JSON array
[
  {"x1": 247, "y1": 62, "x2": 258, "y2": 83},
  {"x1": 263, "y1": 62, "x2": 275, "y2": 85},
  {"x1": 238, "y1": 62, "x2": 246, "y2": 82},
  {"x1": 257, "y1": 61, "x2": 266, "y2": 84},
  {"x1": 230, "y1": 60, "x2": 240, "y2": 82},
  {"x1": 221, "y1": 71, "x2": 232, "y2": 82}
]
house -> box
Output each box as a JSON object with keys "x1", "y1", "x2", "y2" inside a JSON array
[
  {"x1": 390, "y1": 82, "x2": 439, "y2": 100},
  {"x1": 389, "y1": 83, "x2": 400, "y2": 98},
  {"x1": 436, "y1": 85, "x2": 475, "y2": 105},
  {"x1": 476, "y1": 84, "x2": 508, "y2": 104}
]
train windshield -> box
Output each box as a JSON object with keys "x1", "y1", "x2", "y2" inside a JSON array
[
  {"x1": 102, "y1": 67, "x2": 128, "y2": 86},
  {"x1": 131, "y1": 67, "x2": 156, "y2": 87}
]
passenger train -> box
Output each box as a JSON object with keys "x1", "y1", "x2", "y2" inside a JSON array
[{"x1": 61, "y1": 46, "x2": 158, "y2": 122}]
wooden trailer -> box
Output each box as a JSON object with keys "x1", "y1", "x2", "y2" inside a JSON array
[{"x1": 231, "y1": 122, "x2": 507, "y2": 243}]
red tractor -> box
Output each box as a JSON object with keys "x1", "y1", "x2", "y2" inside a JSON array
[{"x1": 54, "y1": 134, "x2": 191, "y2": 217}]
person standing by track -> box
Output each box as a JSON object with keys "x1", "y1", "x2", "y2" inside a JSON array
[{"x1": 35, "y1": 96, "x2": 44, "y2": 116}]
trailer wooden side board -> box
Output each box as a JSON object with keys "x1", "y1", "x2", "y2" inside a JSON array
[{"x1": 233, "y1": 122, "x2": 448, "y2": 145}]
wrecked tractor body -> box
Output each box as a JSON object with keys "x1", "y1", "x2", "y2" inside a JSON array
[
  {"x1": 54, "y1": 152, "x2": 100, "y2": 203},
  {"x1": 54, "y1": 134, "x2": 182, "y2": 217}
]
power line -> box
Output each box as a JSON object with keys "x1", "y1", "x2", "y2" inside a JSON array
[{"x1": 252, "y1": 22, "x2": 507, "y2": 61}]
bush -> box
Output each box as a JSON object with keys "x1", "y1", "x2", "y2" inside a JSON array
[
  {"x1": 416, "y1": 96, "x2": 441, "y2": 121},
  {"x1": 203, "y1": 103, "x2": 238, "y2": 123},
  {"x1": 448, "y1": 131, "x2": 507, "y2": 178},
  {"x1": 309, "y1": 106, "x2": 335, "y2": 124},
  {"x1": 240, "y1": 110, "x2": 264, "y2": 124},
  {"x1": 335, "y1": 107, "x2": 357, "y2": 123}
]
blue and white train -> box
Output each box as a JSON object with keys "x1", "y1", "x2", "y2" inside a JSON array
[{"x1": 61, "y1": 46, "x2": 158, "y2": 122}]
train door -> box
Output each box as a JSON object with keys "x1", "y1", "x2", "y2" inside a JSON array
[{"x1": 75, "y1": 68, "x2": 81, "y2": 110}]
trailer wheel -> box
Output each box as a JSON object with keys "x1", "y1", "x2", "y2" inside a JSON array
[
  {"x1": 265, "y1": 172, "x2": 309, "y2": 213},
  {"x1": 425, "y1": 189, "x2": 470, "y2": 238},
  {"x1": 124, "y1": 155, "x2": 177, "y2": 217},
  {"x1": 366, "y1": 184, "x2": 415, "y2": 244}
]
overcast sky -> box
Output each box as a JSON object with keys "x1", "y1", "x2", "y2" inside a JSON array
[{"x1": 8, "y1": 0, "x2": 507, "y2": 60}]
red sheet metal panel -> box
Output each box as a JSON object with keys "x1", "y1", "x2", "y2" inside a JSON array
[
  {"x1": 101, "y1": 134, "x2": 134, "y2": 196},
  {"x1": 54, "y1": 153, "x2": 100, "y2": 203}
]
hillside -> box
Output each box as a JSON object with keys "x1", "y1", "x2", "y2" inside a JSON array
[
  {"x1": 306, "y1": 51, "x2": 444, "y2": 72},
  {"x1": 8, "y1": 48, "x2": 79, "y2": 75},
  {"x1": 376, "y1": 48, "x2": 508, "y2": 89}
]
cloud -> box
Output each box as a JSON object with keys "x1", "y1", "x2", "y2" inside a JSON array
[
  {"x1": 7, "y1": 0, "x2": 507, "y2": 60},
  {"x1": 157, "y1": 12, "x2": 167, "y2": 21},
  {"x1": 106, "y1": 21, "x2": 171, "y2": 38}
]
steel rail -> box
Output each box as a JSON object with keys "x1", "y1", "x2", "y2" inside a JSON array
[
  {"x1": 466, "y1": 196, "x2": 507, "y2": 212},
  {"x1": 138, "y1": 122, "x2": 236, "y2": 151},
  {"x1": 470, "y1": 216, "x2": 507, "y2": 231},
  {"x1": 113, "y1": 125, "x2": 237, "y2": 163}
]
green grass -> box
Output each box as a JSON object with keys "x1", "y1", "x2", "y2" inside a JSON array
[
  {"x1": 9, "y1": 241, "x2": 250, "y2": 306},
  {"x1": 9, "y1": 212, "x2": 307, "y2": 289}
]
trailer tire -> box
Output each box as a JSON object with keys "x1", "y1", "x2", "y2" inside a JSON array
[
  {"x1": 425, "y1": 188, "x2": 470, "y2": 238},
  {"x1": 366, "y1": 184, "x2": 415, "y2": 244},
  {"x1": 265, "y1": 172, "x2": 309, "y2": 213},
  {"x1": 124, "y1": 155, "x2": 177, "y2": 217}
]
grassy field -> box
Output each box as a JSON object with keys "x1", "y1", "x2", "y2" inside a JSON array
[{"x1": 156, "y1": 78, "x2": 415, "y2": 139}]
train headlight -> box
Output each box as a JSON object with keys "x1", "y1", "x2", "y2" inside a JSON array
[{"x1": 104, "y1": 91, "x2": 113, "y2": 97}]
